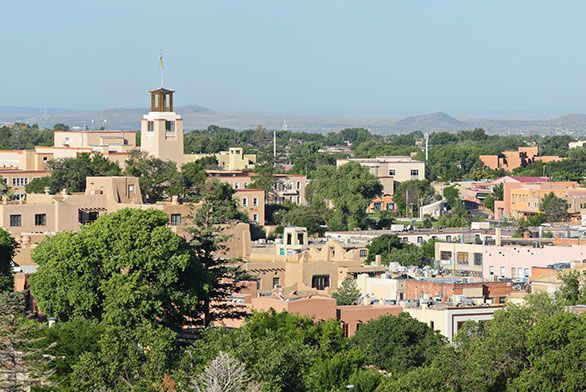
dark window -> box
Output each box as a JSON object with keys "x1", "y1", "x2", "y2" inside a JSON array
[
  {"x1": 389, "y1": 169, "x2": 396, "y2": 176},
  {"x1": 79, "y1": 210, "x2": 99, "y2": 224},
  {"x1": 9, "y1": 215, "x2": 21, "y2": 227},
  {"x1": 474, "y1": 253, "x2": 483, "y2": 265},
  {"x1": 446, "y1": 235, "x2": 452, "y2": 242},
  {"x1": 359, "y1": 249, "x2": 367, "y2": 257},
  {"x1": 170, "y1": 214, "x2": 181, "y2": 226},
  {"x1": 147, "y1": 121, "x2": 154, "y2": 132},
  {"x1": 341, "y1": 322, "x2": 349, "y2": 337},
  {"x1": 297, "y1": 233, "x2": 304, "y2": 245},
  {"x1": 165, "y1": 120, "x2": 175, "y2": 132},
  {"x1": 430, "y1": 321, "x2": 435, "y2": 330},
  {"x1": 311, "y1": 275, "x2": 330, "y2": 290},
  {"x1": 499, "y1": 296, "x2": 507, "y2": 304},
  {"x1": 272, "y1": 277, "x2": 280, "y2": 288},
  {"x1": 440, "y1": 251, "x2": 452, "y2": 261},
  {"x1": 374, "y1": 202, "x2": 382, "y2": 211},
  {"x1": 35, "y1": 214, "x2": 46, "y2": 226}
]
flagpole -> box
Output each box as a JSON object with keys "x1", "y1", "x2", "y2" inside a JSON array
[{"x1": 160, "y1": 49, "x2": 164, "y2": 88}]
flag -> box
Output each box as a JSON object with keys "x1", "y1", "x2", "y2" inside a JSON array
[{"x1": 160, "y1": 50, "x2": 164, "y2": 70}]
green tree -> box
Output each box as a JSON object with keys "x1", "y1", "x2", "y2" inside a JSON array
[
  {"x1": 542, "y1": 192, "x2": 570, "y2": 222},
  {"x1": 0, "y1": 292, "x2": 53, "y2": 391},
  {"x1": 189, "y1": 180, "x2": 249, "y2": 327},
  {"x1": 70, "y1": 322, "x2": 177, "y2": 391},
  {"x1": 352, "y1": 313, "x2": 446, "y2": 374},
  {"x1": 273, "y1": 203, "x2": 328, "y2": 235},
  {"x1": 332, "y1": 278, "x2": 361, "y2": 306},
  {"x1": 29, "y1": 209, "x2": 204, "y2": 331},
  {"x1": 26, "y1": 153, "x2": 122, "y2": 194},
  {"x1": 181, "y1": 160, "x2": 209, "y2": 202},
  {"x1": 0, "y1": 229, "x2": 17, "y2": 293},
  {"x1": 248, "y1": 163, "x2": 277, "y2": 201},
  {"x1": 307, "y1": 162, "x2": 383, "y2": 230},
  {"x1": 394, "y1": 180, "x2": 438, "y2": 218},
  {"x1": 556, "y1": 270, "x2": 586, "y2": 305},
  {"x1": 124, "y1": 150, "x2": 183, "y2": 203}
]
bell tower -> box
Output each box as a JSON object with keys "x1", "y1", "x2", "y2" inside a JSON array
[{"x1": 140, "y1": 87, "x2": 184, "y2": 168}]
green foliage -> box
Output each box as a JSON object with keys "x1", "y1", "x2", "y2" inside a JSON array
[
  {"x1": 38, "y1": 318, "x2": 104, "y2": 387},
  {"x1": 181, "y1": 159, "x2": 210, "y2": 202},
  {"x1": 0, "y1": 123, "x2": 53, "y2": 150},
  {"x1": 307, "y1": 162, "x2": 383, "y2": 230},
  {"x1": 29, "y1": 209, "x2": 204, "y2": 331},
  {"x1": 332, "y1": 278, "x2": 361, "y2": 306},
  {"x1": 556, "y1": 270, "x2": 586, "y2": 305},
  {"x1": 542, "y1": 192, "x2": 570, "y2": 222},
  {"x1": 366, "y1": 234, "x2": 434, "y2": 267},
  {"x1": 70, "y1": 322, "x2": 177, "y2": 391},
  {"x1": 352, "y1": 313, "x2": 446, "y2": 374},
  {"x1": 248, "y1": 163, "x2": 276, "y2": 196},
  {"x1": 26, "y1": 153, "x2": 122, "y2": 194},
  {"x1": 271, "y1": 203, "x2": 328, "y2": 235},
  {"x1": 394, "y1": 180, "x2": 438, "y2": 218},
  {"x1": 0, "y1": 229, "x2": 17, "y2": 293},
  {"x1": 124, "y1": 150, "x2": 183, "y2": 203}
]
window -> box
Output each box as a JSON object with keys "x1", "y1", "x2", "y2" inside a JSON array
[
  {"x1": 64, "y1": 136, "x2": 70, "y2": 145},
  {"x1": 440, "y1": 251, "x2": 452, "y2": 260},
  {"x1": 457, "y1": 252, "x2": 469, "y2": 265},
  {"x1": 253, "y1": 197, "x2": 259, "y2": 207},
  {"x1": 234, "y1": 182, "x2": 239, "y2": 190},
  {"x1": 12, "y1": 177, "x2": 29, "y2": 187},
  {"x1": 511, "y1": 267, "x2": 516, "y2": 278},
  {"x1": 374, "y1": 202, "x2": 382, "y2": 211},
  {"x1": 297, "y1": 196, "x2": 301, "y2": 205},
  {"x1": 500, "y1": 266, "x2": 506, "y2": 277},
  {"x1": 253, "y1": 213, "x2": 258, "y2": 223},
  {"x1": 359, "y1": 249, "x2": 367, "y2": 257},
  {"x1": 489, "y1": 266, "x2": 494, "y2": 275},
  {"x1": 473, "y1": 253, "x2": 483, "y2": 265},
  {"x1": 10, "y1": 215, "x2": 21, "y2": 227},
  {"x1": 342, "y1": 322, "x2": 349, "y2": 337},
  {"x1": 388, "y1": 169, "x2": 396, "y2": 176},
  {"x1": 147, "y1": 121, "x2": 154, "y2": 132},
  {"x1": 128, "y1": 184, "x2": 135, "y2": 194},
  {"x1": 170, "y1": 214, "x2": 181, "y2": 226},
  {"x1": 242, "y1": 197, "x2": 248, "y2": 207},
  {"x1": 386, "y1": 202, "x2": 394, "y2": 210},
  {"x1": 311, "y1": 275, "x2": 330, "y2": 290},
  {"x1": 446, "y1": 235, "x2": 452, "y2": 242},
  {"x1": 499, "y1": 296, "x2": 507, "y2": 304},
  {"x1": 34, "y1": 214, "x2": 46, "y2": 226},
  {"x1": 524, "y1": 268, "x2": 530, "y2": 278},
  {"x1": 429, "y1": 321, "x2": 435, "y2": 330},
  {"x1": 272, "y1": 277, "x2": 280, "y2": 289},
  {"x1": 165, "y1": 120, "x2": 175, "y2": 133},
  {"x1": 297, "y1": 233, "x2": 304, "y2": 245},
  {"x1": 296, "y1": 181, "x2": 301, "y2": 190},
  {"x1": 410, "y1": 169, "x2": 419, "y2": 177},
  {"x1": 417, "y1": 236, "x2": 423, "y2": 244}
]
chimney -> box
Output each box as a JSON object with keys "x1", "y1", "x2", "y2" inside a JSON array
[
  {"x1": 171, "y1": 195, "x2": 178, "y2": 205},
  {"x1": 495, "y1": 227, "x2": 502, "y2": 247},
  {"x1": 374, "y1": 254, "x2": 382, "y2": 266}
]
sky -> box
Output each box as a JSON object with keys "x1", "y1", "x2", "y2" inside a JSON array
[{"x1": 2, "y1": 0, "x2": 586, "y2": 117}]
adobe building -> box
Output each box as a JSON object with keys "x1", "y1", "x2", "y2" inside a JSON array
[
  {"x1": 185, "y1": 147, "x2": 257, "y2": 171},
  {"x1": 494, "y1": 180, "x2": 586, "y2": 220},
  {"x1": 207, "y1": 170, "x2": 309, "y2": 205},
  {"x1": 242, "y1": 227, "x2": 384, "y2": 296},
  {"x1": 405, "y1": 304, "x2": 503, "y2": 342},
  {"x1": 337, "y1": 155, "x2": 425, "y2": 196},
  {"x1": 479, "y1": 146, "x2": 563, "y2": 172}
]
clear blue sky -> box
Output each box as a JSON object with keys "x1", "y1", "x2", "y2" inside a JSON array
[{"x1": 2, "y1": 0, "x2": 586, "y2": 117}]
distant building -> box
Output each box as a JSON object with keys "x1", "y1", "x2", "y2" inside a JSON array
[
  {"x1": 207, "y1": 170, "x2": 309, "y2": 205},
  {"x1": 479, "y1": 146, "x2": 563, "y2": 171},
  {"x1": 233, "y1": 188, "x2": 265, "y2": 226},
  {"x1": 494, "y1": 180, "x2": 586, "y2": 220},
  {"x1": 569, "y1": 140, "x2": 586, "y2": 149},
  {"x1": 336, "y1": 156, "x2": 425, "y2": 196},
  {"x1": 405, "y1": 305, "x2": 503, "y2": 342},
  {"x1": 186, "y1": 147, "x2": 257, "y2": 171}
]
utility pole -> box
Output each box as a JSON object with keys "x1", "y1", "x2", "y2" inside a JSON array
[{"x1": 424, "y1": 132, "x2": 429, "y2": 161}]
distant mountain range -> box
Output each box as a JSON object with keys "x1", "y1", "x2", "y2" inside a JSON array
[{"x1": 2, "y1": 106, "x2": 586, "y2": 135}]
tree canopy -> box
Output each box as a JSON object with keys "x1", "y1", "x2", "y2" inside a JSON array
[{"x1": 29, "y1": 209, "x2": 205, "y2": 331}]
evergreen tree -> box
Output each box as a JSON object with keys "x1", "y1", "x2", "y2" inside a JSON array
[
  {"x1": 0, "y1": 229, "x2": 17, "y2": 293},
  {"x1": 332, "y1": 278, "x2": 361, "y2": 306}
]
